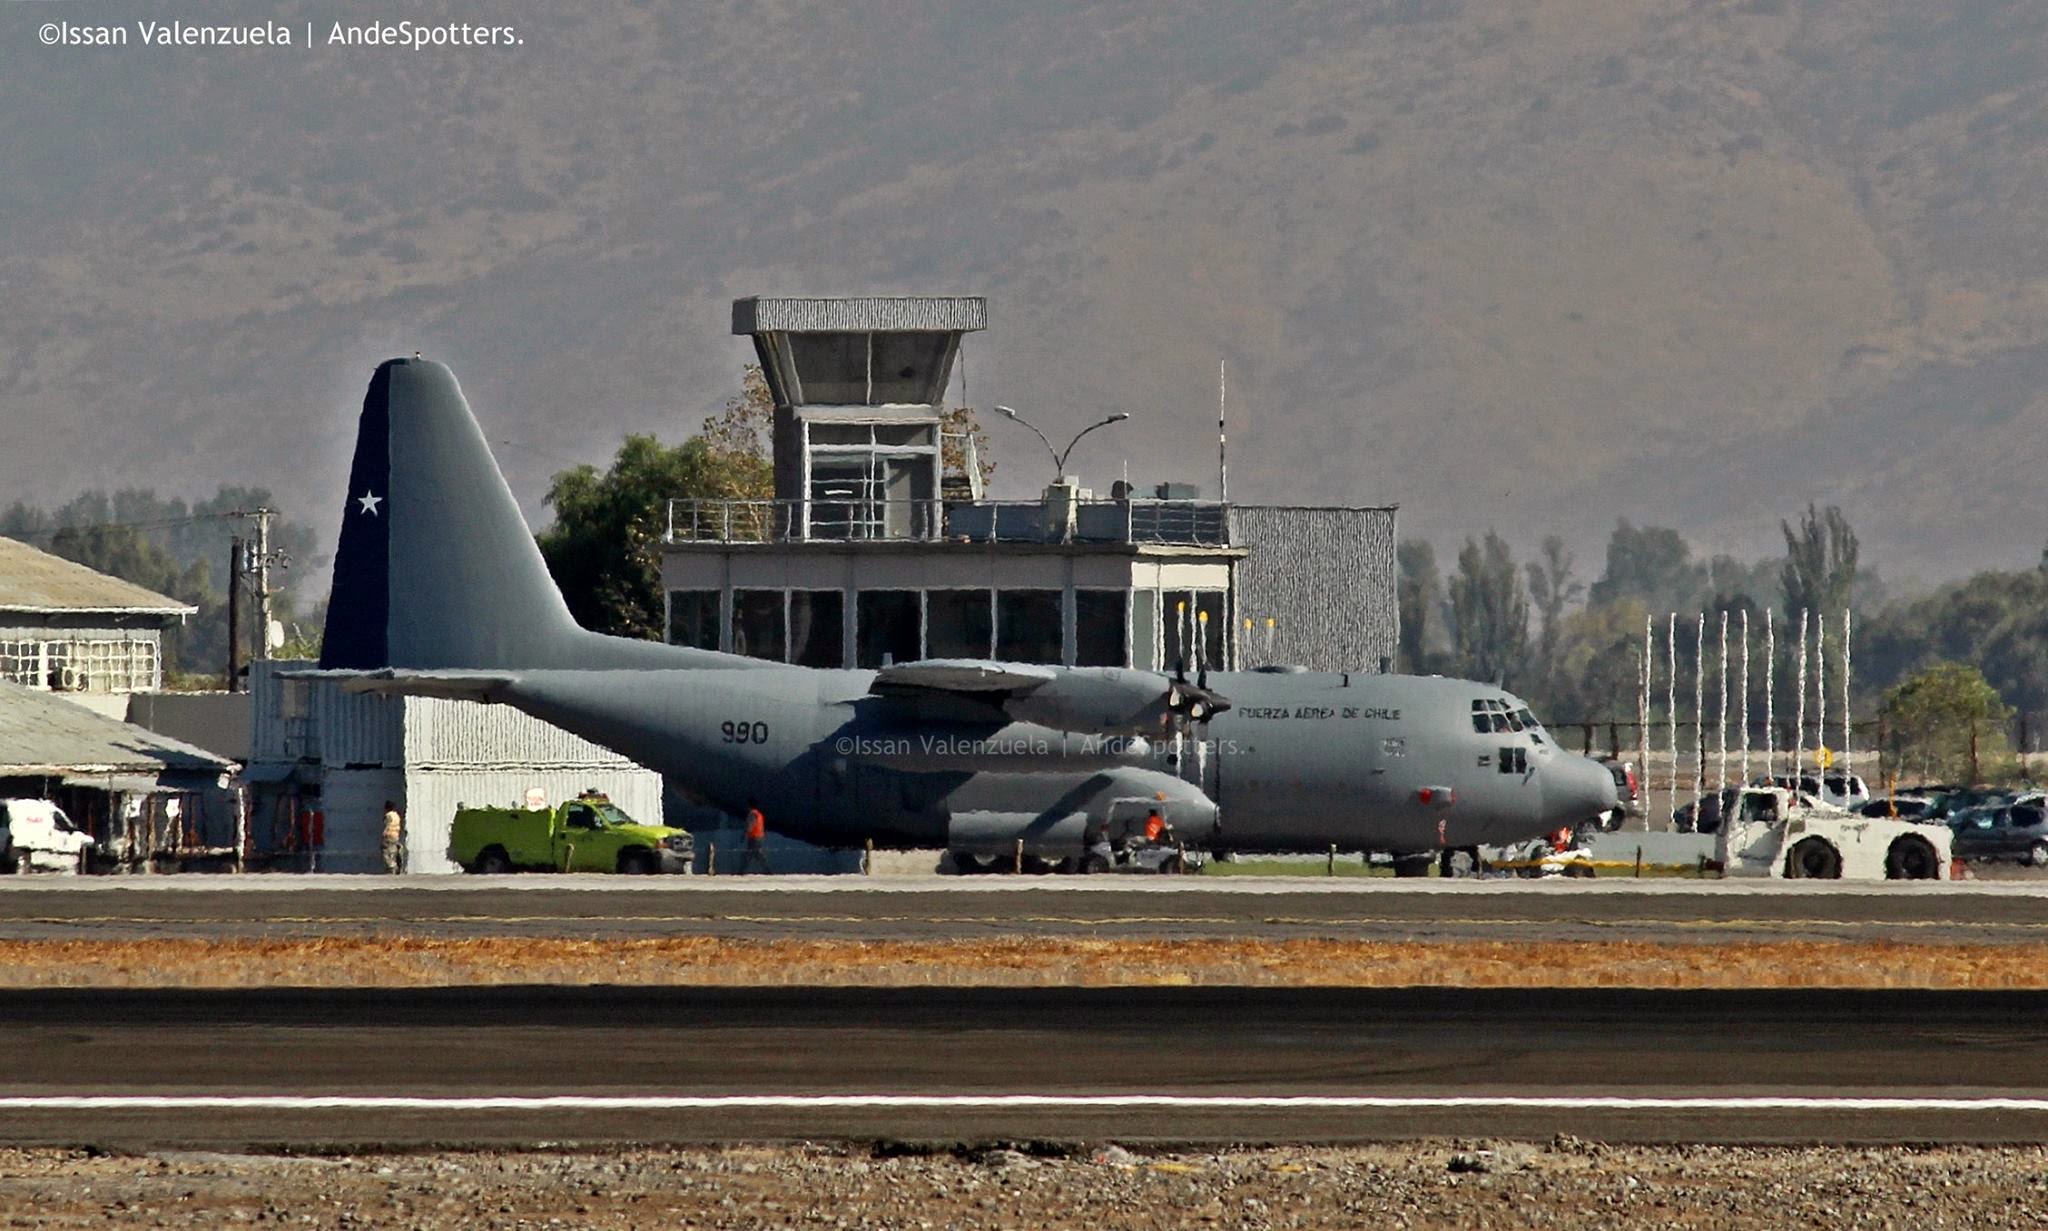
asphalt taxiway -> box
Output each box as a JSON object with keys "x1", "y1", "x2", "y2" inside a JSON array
[
  {"x1": 5, "y1": 876, "x2": 2048, "y2": 945},
  {"x1": 3, "y1": 986, "x2": 2045, "y2": 1146}
]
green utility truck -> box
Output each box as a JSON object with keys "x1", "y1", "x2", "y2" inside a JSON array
[{"x1": 450, "y1": 793, "x2": 692, "y2": 874}]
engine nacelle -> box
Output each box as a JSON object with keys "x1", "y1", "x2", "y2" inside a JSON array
[
  {"x1": 850, "y1": 723, "x2": 1155, "y2": 774},
  {"x1": 944, "y1": 768, "x2": 1218, "y2": 857}
]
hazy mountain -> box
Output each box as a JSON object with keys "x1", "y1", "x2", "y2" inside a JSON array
[{"x1": 4, "y1": 0, "x2": 2045, "y2": 585}]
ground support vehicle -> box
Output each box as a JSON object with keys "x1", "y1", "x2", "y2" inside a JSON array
[
  {"x1": 1716, "y1": 787, "x2": 1953, "y2": 880},
  {"x1": 0, "y1": 799, "x2": 96, "y2": 873},
  {"x1": 450, "y1": 793, "x2": 691, "y2": 874}
]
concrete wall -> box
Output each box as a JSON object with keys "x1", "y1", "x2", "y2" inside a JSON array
[
  {"x1": 125, "y1": 692, "x2": 251, "y2": 762},
  {"x1": 1229, "y1": 507, "x2": 1398, "y2": 674}
]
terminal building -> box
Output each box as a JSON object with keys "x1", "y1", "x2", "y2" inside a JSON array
[{"x1": 660, "y1": 296, "x2": 1399, "y2": 678}]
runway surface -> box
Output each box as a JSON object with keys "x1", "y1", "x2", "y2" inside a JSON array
[
  {"x1": 4, "y1": 986, "x2": 2047, "y2": 1146},
  {"x1": 6, "y1": 876, "x2": 2048, "y2": 945}
]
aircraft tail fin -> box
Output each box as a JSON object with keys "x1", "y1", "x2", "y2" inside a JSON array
[{"x1": 320, "y1": 358, "x2": 742, "y2": 672}]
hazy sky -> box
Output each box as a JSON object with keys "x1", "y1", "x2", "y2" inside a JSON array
[{"x1": 5, "y1": 0, "x2": 2046, "y2": 590}]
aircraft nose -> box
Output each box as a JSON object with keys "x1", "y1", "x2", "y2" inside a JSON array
[{"x1": 1546, "y1": 755, "x2": 1619, "y2": 827}]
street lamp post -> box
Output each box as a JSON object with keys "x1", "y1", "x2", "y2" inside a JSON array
[{"x1": 993, "y1": 406, "x2": 1131, "y2": 479}]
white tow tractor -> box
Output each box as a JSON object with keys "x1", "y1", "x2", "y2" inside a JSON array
[
  {"x1": 0, "y1": 799, "x2": 97, "y2": 873},
  {"x1": 1715, "y1": 786, "x2": 1953, "y2": 881}
]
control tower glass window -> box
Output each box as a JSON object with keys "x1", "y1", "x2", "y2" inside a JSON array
[
  {"x1": 1075, "y1": 590, "x2": 1128, "y2": 667},
  {"x1": 789, "y1": 590, "x2": 844, "y2": 669},
  {"x1": 667, "y1": 591, "x2": 719, "y2": 652},
  {"x1": 732, "y1": 589, "x2": 786, "y2": 663},
  {"x1": 927, "y1": 589, "x2": 994, "y2": 659},
  {"x1": 857, "y1": 590, "x2": 922, "y2": 668},
  {"x1": 996, "y1": 590, "x2": 1061, "y2": 664},
  {"x1": 1160, "y1": 591, "x2": 1226, "y2": 672}
]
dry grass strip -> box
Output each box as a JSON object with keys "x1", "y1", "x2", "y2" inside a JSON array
[{"x1": 0, "y1": 936, "x2": 2043, "y2": 989}]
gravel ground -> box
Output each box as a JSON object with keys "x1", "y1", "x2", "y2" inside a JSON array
[{"x1": 3, "y1": 1140, "x2": 2047, "y2": 1230}]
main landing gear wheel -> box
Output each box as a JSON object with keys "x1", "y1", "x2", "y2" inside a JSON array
[
  {"x1": 948, "y1": 851, "x2": 990, "y2": 875},
  {"x1": 1391, "y1": 852, "x2": 1435, "y2": 878},
  {"x1": 1080, "y1": 852, "x2": 1113, "y2": 874}
]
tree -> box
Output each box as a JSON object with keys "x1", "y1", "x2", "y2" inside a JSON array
[
  {"x1": 1879, "y1": 662, "x2": 2014, "y2": 784},
  {"x1": 1587, "y1": 520, "x2": 1705, "y2": 614},
  {"x1": 1539, "y1": 598, "x2": 1650, "y2": 723},
  {"x1": 539, "y1": 434, "x2": 772, "y2": 639},
  {"x1": 1396, "y1": 539, "x2": 1443, "y2": 674},
  {"x1": 1447, "y1": 531, "x2": 1529, "y2": 688},
  {"x1": 1780, "y1": 502, "x2": 1858, "y2": 624},
  {"x1": 699, "y1": 364, "x2": 774, "y2": 457},
  {"x1": 539, "y1": 367, "x2": 776, "y2": 639},
  {"x1": 1524, "y1": 534, "x2": 1582, "y2": 698}
]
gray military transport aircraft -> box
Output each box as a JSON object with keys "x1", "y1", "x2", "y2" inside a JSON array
[{"x1": 312, "y1": 357, "x2": 1616, "y2": 872}]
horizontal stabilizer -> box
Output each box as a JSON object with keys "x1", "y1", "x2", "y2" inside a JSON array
[{"x1": 280, "y1": 668, "x2": 521, "y2": 703}]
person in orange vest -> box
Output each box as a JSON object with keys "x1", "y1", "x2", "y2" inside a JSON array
[
  {"x1": 741, "y1": 801, "x2": 770, "y2": 874},
  {"x1": 1144, "y1": 809, "x2": 1166, "y2": 843}
]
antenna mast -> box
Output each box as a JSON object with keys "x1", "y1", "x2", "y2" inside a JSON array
[{"x1": 1217, "y1": 360, "x2": 1229, "y2": 504}]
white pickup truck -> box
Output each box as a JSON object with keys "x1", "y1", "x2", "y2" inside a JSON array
[
  {"x1": 0, "y1": 799, "x2": 97, "y2": 873},
  {"x1": 1716, "y1": 786, "x2": 1953, "y2": 880}
]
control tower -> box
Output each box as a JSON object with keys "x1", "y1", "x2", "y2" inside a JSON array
[{"x1": 733, "y1": 295, "x2": 987, "y2": 540}]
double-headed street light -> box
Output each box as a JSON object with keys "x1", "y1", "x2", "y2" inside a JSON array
[{"x1": 992, "y1": 405, "x2": 1132, "y2": 479}]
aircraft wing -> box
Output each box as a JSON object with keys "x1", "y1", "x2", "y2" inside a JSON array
[
  {"x1": 869, "y1": 659, "x2": 1058, "y2": 696},
  {"x1": 868, "y1": 660, "x2": 1227, "y2": 734},
  {"x1": 277, "y1": 667, "x2": 522, "y2": 703}
]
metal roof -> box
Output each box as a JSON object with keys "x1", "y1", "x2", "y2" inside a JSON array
[
  {"x1": 733, "y1": 296, "x2": 987, "y2": 335},
  {"x1": 0, "y1": 537, "x2": 195, "y2": 617},
  {"x1": 0, "y1": 681, "x2": 236, "y2": 777}
]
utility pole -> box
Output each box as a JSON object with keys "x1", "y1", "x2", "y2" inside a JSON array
[
  {"x1": 231, "y1": 507, "x2": 289, "y2": 669},
  {"x1": 227, "y1": 535, "x2": 245, "y2": 692},
  {"x1": 253, "y1": 507, "x2": 276, "y2": 660}
]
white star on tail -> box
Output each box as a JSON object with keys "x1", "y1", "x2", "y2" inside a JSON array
[{"x1": 356, "y1": 491, "x2": 383, "y2": 516}]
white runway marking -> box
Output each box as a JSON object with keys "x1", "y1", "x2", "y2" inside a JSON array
[{"x1": 4, "y1": 1095, "x2": 2048, "y2": 1112}]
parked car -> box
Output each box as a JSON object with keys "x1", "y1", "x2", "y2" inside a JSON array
[
  {"x1": 1860, "y1": 795, "x2": 1935, "y2": 820},
  {"x1": 1947, "y1": 804, "x2": 2048, "y2": 866},
  {"x1": 1594, "y1": 758, "x2": 1641, "y2": 831},
  {"x1": 1755, "y1": 773, "x2": 1871, "y2": 813},
  {"x1": 1674, "y1": 786, "x2": 1744, "y2": 835},
  {"x1": 0, "y1": 799, "x2": 97, "y2": 873}
]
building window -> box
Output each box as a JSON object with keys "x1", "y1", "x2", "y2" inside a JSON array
[
  {"x1": 1, "y1": 638, "x2": 158, "y2": 692},
  {"x1": 806, "y1": 428, "x2": 938, "y2": 540},
  {"x1": 1130, "y1": 590, "x2": 1158, "y2": 672},
  {"x1": 996, "y1": 590, "x2": 1061, "y2": 664},
  {"x1": 732, "y1": 590, "x2": 787, "y2": 662},
  {"x1": 1160, "y1": 591, "x2": 1227, "y2": 673},
  {"x1": 926, "y1": 589, "x2": 993, "y2": 659},
  {"x1": 0, "y1": 640, "x2": 48, "y2": 688},
  {"x1": 789, "y1": 590, "x2": 844, "y2": 669},
  {"x1": 667, "y1": 591, "x2": 718, "y2": 652},
  {"x1": 1074, "y1": 590, "x2": 1127, "y2": 667},
  {"x1": 857, "y1": 590, "x2": 922, "y2": 668}
]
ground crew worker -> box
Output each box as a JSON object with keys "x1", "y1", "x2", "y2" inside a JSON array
[
  {"x1": 742, "y1": 802, "x2": 770, "y2": 874},
  {"x1": 381, "y1": 801, "x2": 404, "y2": 874},
  {"x1": 1144, "y1": 810, "x2": 1166, "y2": 843}
]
